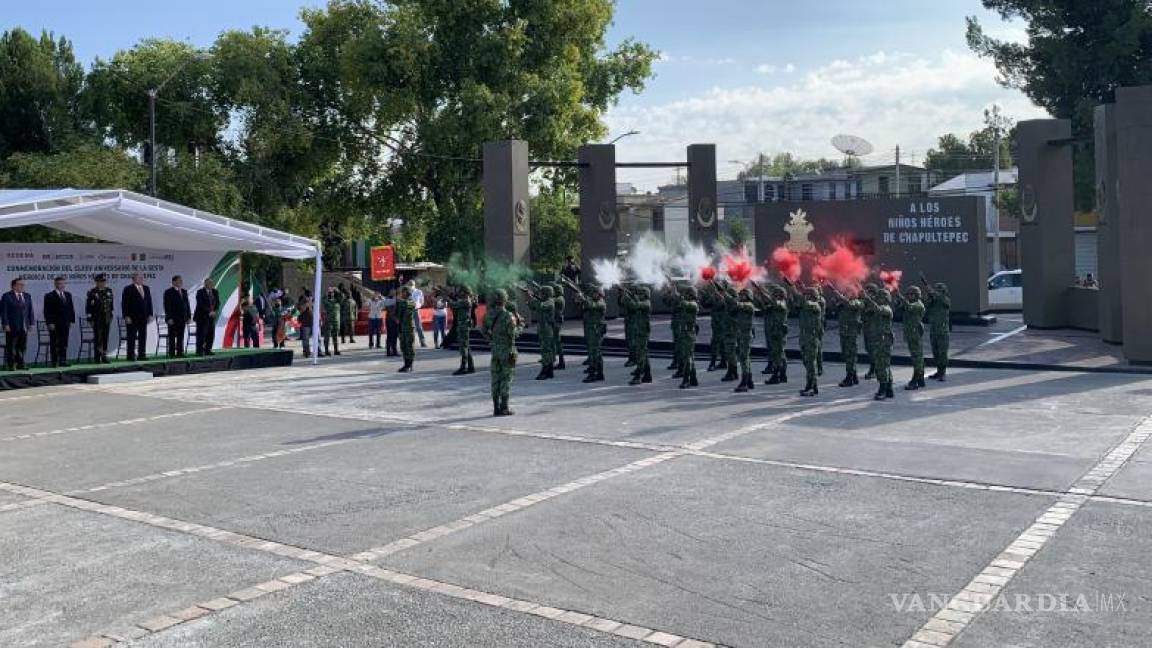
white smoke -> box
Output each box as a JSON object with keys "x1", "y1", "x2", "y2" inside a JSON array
[
  {"x1": 672, "y1": 243, "x2": 713, "y2": 283},
  {"x1": 591, "y1": 258, "x2": 624, "y2": 289},
  {"x1": 628, "y1": 235, "x2": 671, "y2": 288}
]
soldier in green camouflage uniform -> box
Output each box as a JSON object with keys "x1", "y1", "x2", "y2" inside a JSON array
[
  {"x1": 923, "y1": 280, "x2": 951, "y2": 381},
  {"x1": 481, "y1": 289, "x2": 522, "y2": 416},
  {"x1": 700, "y1": 284, "x2": 728, "y2": 372},
  {"x1": 523, "y1": 285, "x2": 556, "y2": 380},
  {"x1": 450, "y1": 286, "x2": 476, "y2": 375},
  {"x1": 759, "y1": 283, "x2": 789, "y2": 385},
  {"x1": 677, "y1": 286, "x2": 700, "y2": 389},
  {"x1": 321, "y1": 287, "x2": 342, "y2": 357},
  {"x1": 893, "y1": 286, "x2": 927, "y2": 390},
  {"x1": 666, "y1": 283, "x2": 684, "y2": 374},
  {"x1": 719, "y1": 282, "x2": 740, "y2": 383},
  {"x1": 85, "y1": 274, "x2": 115, "y2": 364},
  {"x1": 340, "y1": 290, "x2": 356, "y2": 344},
  {"x1": 551, "y1": 283, "x2": 567, "y2": 370},
  {"x1": 827, "y1": 286, "x2": 864, "y2": 387},
  {"x1": 623, "y1": 286, "x2": 653, "y2": 385},
  {"x1": 785, "y1": 284, "x2": 824, "y2": 397},
  {"x1": 573, "y1": 285, "x2": 607, "y2": 383},
  {"x1": 730, "y1": 288, "x2": 756, "y2": 393},
  {"x1": 814, "y1": 290, "x2": 826, "y2": 377},
  {"x1": 618, "y1": 287, "x2": 636, "y2": 367},
  {"x1": 861, "y1": 283, "x2": 879, "y2": 380},
  {"x1": 861, "y1": 288, "x2": 895, "y2": 400},
  {"x1": 395, "y1": 286, "x2": 416, "y2": 372}
]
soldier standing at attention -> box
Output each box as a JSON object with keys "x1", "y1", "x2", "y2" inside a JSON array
[
  {"x1": 481, "y1": 289, "x2": 522, "y2": 416},
  {"x1": 663, "y1": 282, "x2": 685, "y2": 378},
  {"x1": 814, "y1": 289, "x2": 827, "y2": 377},
  {"x1": 551, "y1": 283, "x2": 567, "y2": 370},
  {"x1": 86, "y1": 274, "x2": 114, "y2": 364},
  {"x1": 624, "y1": 285, "x2": 653, "y2": 385},
  {"x1": 450, "y1": 286, "x2": 476, "y2": 375},
  {"x1": 340, "y1": 288, "x2": 357, "y2": 344},
  {"x1": 785, "y1": 281, "x2": 823, "y2": 397},
  {"x1": 729, "y1": 287, "x2": 756, "y2": 393},
  {"x1": 522, "y1": 285, "x2": 556, "y2": 380},
  {"x1": 677, "y1": 285, "x2": 700, "y2": 389},
  {"x1": 619, "y1": 286, "x2": 636, "y2": 368},
  {"x1": 720, "y1": 282, "x2": 740, "y2": 383},
  {"x1": 893, "y1": 285, "x2": 927, "y2": 390},
  {"x1": 826, "y1": 285, "x2": 863, "y2": 387},
  {"x1": 760, "y1": 283, "x2": 789, "y2": 385},
  {"x1": 922, "y1": 279, "x2": 952, "y2": 381},
  {"x1": 701, "y1": 282, "x2": 728, "y2": 373},
  {"x1": 394, "y1": 285, "x2": 416, "y2": 372},
  {"x1": 321, "y1": 287, "x2": 342, "y2": 357},
  {"x1": 861, "y1": 288, "x2": 895, "y2": 400},
  {"x1": 573, "y1": 284, "x2": 607, "y2": 383},
  {"x1": 861, "y1": 283, "x2": 879, "y2": 380}
]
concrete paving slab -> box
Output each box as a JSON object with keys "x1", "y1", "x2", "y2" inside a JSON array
[
  {"x1": 382, "y1": 455, "x2": 1054, "y2": 648},
  {"x1": 951, "y1": 502, "x2": 1152, "y2": 648},
  {"x1": 87, "y1": 371, "x2": 154, "y2": 384},
  {"x1": 0, "y1": 391, "x2": 211, "y2": 437},
  {"x1": 0, "y1": 407, "x2": 406, "y2": 492},
  {"x1": 91, "y1": 427, "x2": 649, "y2": 555},
  {"x1": 133, "y1": 571, "x2": 641, "y2": 648},
  {"x1": 0, "y1": 504, "x2": 307, "y2": 648}
]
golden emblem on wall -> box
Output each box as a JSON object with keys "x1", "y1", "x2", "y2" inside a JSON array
[{"x1": 784, "y1": 208, "x2": 815, "y2": 253}]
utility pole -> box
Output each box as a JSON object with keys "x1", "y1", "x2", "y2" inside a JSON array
[
  {"x1": 895, "y1": 145, "x2": 901, "y2": 197},
  {"x1": 758, "y1": 152, "x2": 766, "y2": 201},
  {"x1": 992, "y1": 123, "x2": 1002, "y2": 272}
]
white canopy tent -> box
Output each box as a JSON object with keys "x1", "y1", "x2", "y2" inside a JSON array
[{"x1": 0, "y1": 189, "x2": 323, "y2": 364}]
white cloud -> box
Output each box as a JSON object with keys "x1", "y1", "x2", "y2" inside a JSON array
[
  {"x1": 657, "y1": 53, "x2": 737, "y2": 66},
  {"x1": 607, "y1": 49, "x2": 1049, "y2": 189},
  {"x1": 755, "y1": 63, "x2": 776, "y2": 75}
]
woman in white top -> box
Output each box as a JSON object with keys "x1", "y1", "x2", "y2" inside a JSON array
[{"x1": 367, "y1": 294, "x2": 387, "y2": 349}]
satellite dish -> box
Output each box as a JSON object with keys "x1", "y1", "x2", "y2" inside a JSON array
[{"x1": 832, "y1": 134, "x2": 875, "y2": 157}]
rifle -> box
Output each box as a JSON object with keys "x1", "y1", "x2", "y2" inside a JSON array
[{"x1": 516, "y1": 283, "x2": 539, "y2": 300}]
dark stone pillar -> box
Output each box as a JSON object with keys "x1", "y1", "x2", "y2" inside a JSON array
[
  {"x1": 483, "y1": 140, "x2": 530, "y2": 266},
  {"x1": 578, "y1": 144, "x2": 619, "y2": 316},
  {"x1": 687, "y1": 144, "x2": 718, "y2": 249},
  {"x1": 1015, "y1": 119, "x2": 1074, "y2": 328},
  {"x1": 1115, "y1": 86, "x2": 1152, "y2": 362},
  {"x1": 1094, "y1": 104, "x2": 1123, "y2": 344}
]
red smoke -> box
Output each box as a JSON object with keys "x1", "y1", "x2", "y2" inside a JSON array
[
  {"x1": 701, "y1": 266, "x2": 717, "y2": 282},
  {"x1": 813, "y1": 240, "x2": 869, "y2": 295},
  {"x1": 722, "y1": 249, "x2": 761, "y2": 286},
  {"x1": 880, "y1": 269, "x2": 904, "y2": 292},
  {"x1": 771, "y1": 247, "x2": 802, "y2": 283}
]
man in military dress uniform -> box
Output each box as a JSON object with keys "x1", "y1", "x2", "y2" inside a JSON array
[
  {"x1": 700, "y1": 283, "x2": 728, "y2": 373},
  {"x1": 826, "y1": 285, "x2": 863, "y2": 387},
  {"x1": 522, "y1": 285, "x2": 556, "y2": 380},
  {"x1": 481, "y1": 289, "x2": 523, "y2": 416},
  {"x1": 450, "y1": 286, "x2": 476, "y2": 375},
  {"x1": 893, "y1": 285, "x2": 927, "y2": 391},
  {"x1": 730, "y1": 288, "x2": 756, "y2": 393},
  {"x1": 677, "y1": 285, "x2": 700, "y2": 389},
  {"x1": 622, "y1": 285, "x2": 652, "y2": 385},
  {"x1": 85, "y1": 274, "x2": 114, "y2": 364},
  {"x1": 761, "y1": 283, "x2": 789, "y2": 385},
  {"x1": 573, "y1": 284, "x2": 607, "y2": 383},
  {"x1": 551, "y1": 283, "x2": 567, "y2": 370},
  {"x1": 785, "y1": 281, "x2": 823, "y2": 397},
  {"x1": 861, "y1": 288, "x2": 895, "y2": 400}
]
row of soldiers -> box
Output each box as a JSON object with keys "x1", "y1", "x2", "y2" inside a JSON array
[{"x1": 317, "y1": 285, "x2": 363, "y2": 357}]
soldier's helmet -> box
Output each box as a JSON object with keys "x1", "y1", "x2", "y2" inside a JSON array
[
  {"x1": 591, "y1": 286, "x2": 605, "y2": 299},
  {"x1": 94, "y1": 273, "x2": 108, "y2": 283},
  {"x1": 865, "y1": 282, "x2": 880, "y2": 295},
  {"x1": 934, "y1": 282, "x2": 948, "y2": 294},
  {"x1": 491, "y1": 289, "x2": 508, "y2": 306},
  {"x1": 738, "y1": 288, "x2": 753, "y2": 300},
  {"x1": 906, "y1": 286, "x2": 922, "y2": 300},
  {"x1": 876, "y1": 289, "x2": 892, "y2": 304},
  {"x1": 682, "y1": 286, "x2": 698, "y2": 301},
  {"x1": 552, "y1": 283, "x2": 564, "y2": 294},
  {"x1": 804, "y1": 286, "x2": 819, "y2": 299},
  {"x1": 770, "y1": 284, "x2": 786, "y2": 299},
  {"x1": 637, "y1": 286, "x2": 651, "y2": 300},
  {"x1": 539, "y1": 285, "x2": 554, "y2": 299}
]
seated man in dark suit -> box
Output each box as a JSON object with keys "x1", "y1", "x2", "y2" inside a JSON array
[
  {"x1": 163, "y1": 275, "x2": 192, "y2": 358},
  {"x1": 43, "y1": 275, "x2": 76, "y2": 367},
  {"x1": 121, "y1": 273, "x2": 154, "y2": 361},
  {"x1": 1, "y1": 277, "x2": 36, "y2": 370},
  {"x1": 194, "y1": 278, "x2": 221, "y2": 356}
]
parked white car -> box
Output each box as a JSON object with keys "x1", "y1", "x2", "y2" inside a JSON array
[{"x1": 988, "y1": 269, "x2": 1022, "y2": 310}]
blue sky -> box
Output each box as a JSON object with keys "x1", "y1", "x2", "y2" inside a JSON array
[{"x1": 7, "y1": 0, "x2": 1045, "y2": 188}]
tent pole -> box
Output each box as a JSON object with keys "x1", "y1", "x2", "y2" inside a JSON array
[{"x1": 312, "y1": 249, "x2": 323, "y2": 365}]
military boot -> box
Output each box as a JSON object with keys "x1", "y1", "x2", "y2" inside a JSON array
[
  {"x1": 886, "y1": 383, "x2": 895, "y2": 399},
  {"x1": 583, "y1": 371, "x2": 599, "y2": 383},
  {"x1": 734, "y1": 372, "x2": 750, "y2": 393},
  {"x1": 535, "y1": 365, "x2": 550, "y2": 380},
  {"x1": 850, "y1": 370, "x2": 859, "y2": 385},
  {"x1": 582, "y1": 357, "x2": 590, "y2": 366},
  {"x1": 453, "y1": 359, "x2": 468, "y2": 376},
  {"x1": 493, "y1": 402, "x2": 502, "y2": 417},
  {"x1": 874, "y1": 384, "x2": 888, "y2": 401},
  {"x1": 667, "y1": 360, "x2": 679, "y2": 370},
  {"x1": 556, "y1": 355, "x2": 566, "y2": 370},
  {"x1": 934, "y1": 367, "x2": 946, "y2": 382},
  {"x1": 332, "y1": 339, "x2": 341, "y2": 356},
  {"x1": 679, "y1": 372, "x2": 692, "y2": 389},
  {"x1": 904, "y1": 378, "x2": 920, "y2": 391},
  {"x1": 746, "y1": 373, "x2": 755, "y2": 390},
  {"x1": 706, "y1": 358, "x2": 717, "y2": 372},
  {"x1": 641, "y1": 364, "x2": 653, "y2": 383},
  {"x1": 624, "y1": 355, "x2": 636, "y2": 368},
  {"x1": 466, "y1": 355, "x2": 475, "y2": 374},
  {"x1": 838, "y1": 373, "x2": 854, "y2": 388},
  {"x1": 762, "y1": 362, "x2": 773, "y2": 374},
  {"x1": 864, "y1": 367, "x2": 875, "y2": 380},
  {"x1": 721, "y1": 365, "x2": 739, "y2": 382},
  {"x1": 689, "y1": 367, "x2": 699, "y2": 387},
  {"x1": 398, "y1": 360, "x2": 412, "y2": 373}
]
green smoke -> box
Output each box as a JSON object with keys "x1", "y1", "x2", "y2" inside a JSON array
[{"x1": 448, "y1": 252, "x2": 530, "y2": 298}]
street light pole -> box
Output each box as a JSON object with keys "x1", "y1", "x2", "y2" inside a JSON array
[
  {"x1": 608, "y1": 130, "x2": 640, "y2": 145},
  {"x1": 148, "y1": 89, "x2": 158, "y2": 196}
]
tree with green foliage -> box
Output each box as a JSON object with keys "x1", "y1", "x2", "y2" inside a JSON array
[
  {"x1": 925, "y1": 107, "x2": 1014, "y2": 177},
  {"x1": 530, "y1": 187, "x2": 579, "y2": 273},
  {"x1": 967, "y1": 1, "x2": 1152, "y2": 209},
  {"x1": 736, "y1": 152, "x2": 847, "y2": 180},
  {"x1": 0, "y1": 28, "x2": 89, "y2": 156}
]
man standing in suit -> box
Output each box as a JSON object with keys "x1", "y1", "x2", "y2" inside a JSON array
[
  {"x1": 163, "y1": 275, "x2": 192, "y2": 358},
  {"x1": 43, "y1": 276, "x2": 76, "y2": 367},
  {"x1": 194, "y1": 277, "x2": 221, "y2": 356},
  {"x1": 1, "y1": 277, "x2": 35, "y2": 370},
  {"x1": 121, "y1": 273, "x2": 154, "y2": 361}
]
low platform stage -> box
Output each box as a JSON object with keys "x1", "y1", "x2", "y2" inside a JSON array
[{"x1": 0, "y1": 348, "x2": 294, "y2": 391}]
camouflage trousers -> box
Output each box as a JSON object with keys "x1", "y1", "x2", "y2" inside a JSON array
[
  {"x1": 709, "y1": 319, "x2": 724, "y2": 363},
  {"x1": 768, "y1": 331, "x2": 787, "y2": 371},
  {"x1": 906, "y1": 334, "x2": 924, "y2": 379},
  {"x1": 491, "y1": 354, "x2": 514, "y2": 406},
  {"x1": 930, "y1": 330, "x2": 949, "y2": 371},
  {"x1": 863, "y1": 329, "x2": 876, "y2": 373},
  {"x1": 678, "y1": 330, "x2": 696, "y2": 376},
  {"x1": 723, "y1": 334, "x2": 737, "y2": 369},
  {"x1": 400, "y1": 327, "x2": 415, "y2": 363},
  {"x1": 873, "y1": 341, "x2": 893, "y2": 385},
  {"x1": 816, "y1": 329, "x2": 825, "y2": 374},
  {"x1": 735, "y1": 335, "x2": 752, "y2": 376},
  {"x1": 840, "y1": 331, "x2": 859, "y2": 373},
  {"x1": 458, "y1": 325, "x2": 472, "y2": 361},
  {"x1": 538, "y1": 323, "x2": 556, "y2": 366},
  {"x1": 587, "y1": 324, "x2": 604, "y2": 373},
  {"x1": 801, "y1": 339, "x2": 819, "y2": 384},
  {"x1": 632, "y1": 334, "x2": 650, "y2": 377}
]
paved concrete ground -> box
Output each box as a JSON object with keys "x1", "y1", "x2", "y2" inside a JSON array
[{"x1": 2, "y1": 343, "x2": 1151, "y2": 648}]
